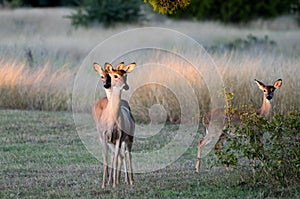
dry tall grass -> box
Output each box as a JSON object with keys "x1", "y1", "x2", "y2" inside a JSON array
[
  {"x1": 0, "y1": 9, "x2": 299, "y2": 123},
  {"x1": 125, "y1": 50, "x2": 300, "y2": 123},
  {"x1": 0, "y1": 61, "x2": 73, "y2": 111}
]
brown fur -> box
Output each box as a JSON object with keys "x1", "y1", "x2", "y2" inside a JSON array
[
  {"x1": 196, "y1": 79, "x2": 282, "y2": 173},
  {"x1": 93, "y1": 62, "x2": 136, "y2": 188}
]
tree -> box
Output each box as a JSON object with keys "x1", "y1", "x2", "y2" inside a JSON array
[
  {"x1": 144, "y1": 0, "x2": 190, "y2": 14},
  {"x1": 69, "y1": 0, "x2": 142, "y2": 27}
]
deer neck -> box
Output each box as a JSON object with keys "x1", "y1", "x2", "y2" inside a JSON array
[
  {"x1": 105, "y1": 89, "x2": 112, "y2": 100},
  {"x1": 106, "y1": 88, "x2": 122, "y2": 121},
  {"x1": 257, "y1": 96, "x2": 272, "y2": 118}
]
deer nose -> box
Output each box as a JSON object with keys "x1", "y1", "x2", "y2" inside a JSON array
[
  {"x1": 104, "y1": 83, "x2": 111, "y2": 89},
  {"x1": 123, "y1": 84, "x2": 129, "y2": 91},
  {"x1": 266, "y1": 95, "x2": 273, "y2": 100}
]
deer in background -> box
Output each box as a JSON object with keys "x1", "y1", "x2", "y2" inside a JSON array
[
  {"x1": 196, "y1": 79, "x2": 282, "y2": 173},
  {"x1": 93, "y1": 62, "x2": 135, "y2": 188}
]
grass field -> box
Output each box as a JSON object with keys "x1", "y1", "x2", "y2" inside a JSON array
[
  {"x1": 1, "y1": 110, "x2": 300, "y2": 198},
  {"x1": 1, "y1": 8, "x2": 300, "y2": 198}
]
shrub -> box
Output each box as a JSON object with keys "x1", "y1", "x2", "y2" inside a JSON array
[
  {"x1": 206, "y1": 34, "x2": 277, "y2": 54},
  {"x1": 2, "y1": 0, "x2": 78, "y2": 7},
  {"x1": 1, "y1": 0, "x2": 23, "y2": 7},
  {"x1": 172, "y1": 0, "x2": 298, "y2": 23},
  {"x1": 68, "y1": 0, "x2": 143, "y2": 27},
  {"x1": 214, "y1": 93, "x2": 300, "y2": 185}
]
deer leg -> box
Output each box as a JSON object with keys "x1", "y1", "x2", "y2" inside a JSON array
[
  {"x1": 120, "y1": 142, "x2": 129, "y2": 184},
  {"x1": 215, "y1": 134, "x2": 231, "y2": 170},
  {"x1": 113, "y1": 138, "x2": 120, "y2": 188},
  {"x1": 127, "y1": 150, "x2": 134, "y2": 185},
  {"x1": 125, "y1": 138, "x2": 134, "y2": 185},
  {"x1": 101, "y1": 141, "x2": 108, "y2": 188},
  {"x1": 195, "y1": 137, "x2": 208, "y2": 173},
  {"x1": 108, "y1": 152, "x2": 114, "y2": 185},
  {"x1": 214, "y1": 134, "x2": 225, "y2": 151},
  {"x1": 123, "y1": 156, "x2": 128, "y2": 184},
  {"x1": 117, "y1": 154, "x2": 123, "y2": 185}
]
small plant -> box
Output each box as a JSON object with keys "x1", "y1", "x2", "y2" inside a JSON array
[
  {"x1": 214, "y1": 93, "x2": 300, "y2": 186},
  {"x1": 68, "y1": 0, "x2": 143, "y2": 28},
  {"x1": 2, "y1": 0, "x2": 23, "y2": 8},
  {"x1": 171, "y1": 0, "x2": 296, "y2": 23},
  {"x1": 206, "y1": 34, "x2": 277, "y2": 53}
]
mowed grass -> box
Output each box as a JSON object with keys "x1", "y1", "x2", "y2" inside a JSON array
[{"x1": 1, "y1": 110, "x2": 300, "y2": 198}]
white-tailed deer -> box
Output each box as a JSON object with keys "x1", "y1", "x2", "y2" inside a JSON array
[
  {"x1": 93, "y1": 62, "x2": 135, "y2": 188},
  {"x1": 195, "y1": 79, "x2": 282, "y2": 173},
  {"x1": 93, "y1": 62, "x2": 134, "y2": 186}
]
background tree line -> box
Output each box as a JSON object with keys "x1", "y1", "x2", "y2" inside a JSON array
[{"x1": 1, "y1": 0, "x2": 299, "y2": 26}]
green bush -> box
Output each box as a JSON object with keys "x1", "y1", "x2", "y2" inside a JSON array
[
  {"x1": 68, "y1": 0, "x2": 143, "y2": 27},
  {"x1": 206, "y1": 34, "x2": 277, "y2": 53},
  {"x1": 215, "y1": 105, "x2": 300, "y2": 185},
  {"x1": 1, "y1": 0, "x2": 23, "y2": 7},
  {"x1": 172, "y1": 0, "x2": 298, "y2": 23},
  {"x1": 1, "y1": 0, "x2": 78, "y2": 7}
]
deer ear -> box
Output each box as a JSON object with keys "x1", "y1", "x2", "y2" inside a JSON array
[
  {"x1": 124, "y1": 63, "x2": 136, "y2": 73},
  {"x1": 104, "y1": 63, "x2": 113, "y2": 73},
  {"x1": 115, "y1": 62, "x2": 125, "y2": 70},
  {"x1": 254, "y1": 79, "x2": 266, "y2": 90},
  {"x1": 93, "y1": 63, "x2": 103, "y2": 73},
  {"x1": 273, "y1": 79, "x2": 282, "y2": 89}
]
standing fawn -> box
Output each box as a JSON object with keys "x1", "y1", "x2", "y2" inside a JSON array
[
  {"x1": 196, "y1": 79, "x2": 282, "y2": 173},
  {"x1": 93, "y1": 62, "x2": 134, "y2": 186},
  {"x1": 93, "y1": 62, "x2": 135, "y2": 188}
]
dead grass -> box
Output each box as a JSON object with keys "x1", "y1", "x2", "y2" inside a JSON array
[
  {"x1": 0, "y1": 61, "x2": 73, "y2": 111},
  {"x1": 0, "y1": 9, "x2": 299, "y2": 121}
]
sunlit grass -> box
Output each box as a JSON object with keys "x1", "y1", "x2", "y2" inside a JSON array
[
  {"x1": 0, "y1": 61, "x2": 73, "y2": 111},
  {"x1": 1, "y1": 48, "x2": 299, "y2": 121},
  {"x1": 0, "y1": 9, "x2": 299, "y2": 121}
]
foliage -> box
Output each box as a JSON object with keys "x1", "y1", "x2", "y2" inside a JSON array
[
  {"x1": 206, "y1": 34, "x2": 277, "y2": 53},
  {"x1": 1, "y1": 0, "x2": 23, "y2": 7},
  {"x1": 215, "y1": 93, "x2": 300, "y2": 186},
  {"x1": 291, "y1": 2, "x2": 300, "y2": 25},
  {"x1": 172, "y1": 0, "x2": 298, "y2": 23},
  {"x1": 1, "y1": 0, "x2": 78, "y2": 7},
  {"x1": 68, "y1": 0, "x2": 143, "y2": 27},
  {"x1": 144, "y1": 0, "x2": 190, "y2": 14}
]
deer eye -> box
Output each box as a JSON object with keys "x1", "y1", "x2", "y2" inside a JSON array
[
  {"x1": 114, "y1": 75, "x2": 118, "y2": 79},
  {"x1": 101, "y1": 75, "x2": 105, "y2": 79},
  {"x1": 263, "y1": 89, "x2": 267, "y2": 92}
]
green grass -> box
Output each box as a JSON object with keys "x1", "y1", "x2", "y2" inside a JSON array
[{"x1": 1, "y1": 110, "x2": 299, "y2": 198}]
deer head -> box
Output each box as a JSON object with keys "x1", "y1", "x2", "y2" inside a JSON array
[
  {"x1": 94, "y1": 62, "x2": 135, "y2": 91},
  {"x1": 255, "y1": 79, "x2": 282, "y2": 101},
  {"x1": 105, "y1": 62, "x2": 136, "y2": 91}
]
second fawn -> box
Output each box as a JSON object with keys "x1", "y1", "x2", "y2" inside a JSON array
[{"x1": 195, "y1": 79, "x2": 282, "y2": 173}]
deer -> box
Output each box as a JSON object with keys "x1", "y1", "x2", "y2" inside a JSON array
[
  {"x1": 93, "y1": 62, "x2": 134, "y2": 186},
  {"x1": 195, "y1": 78, "x2": 282, "y2": 173},
  {"x1": 92, "y1": 62, "x2": 136, "y2": 188}
]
